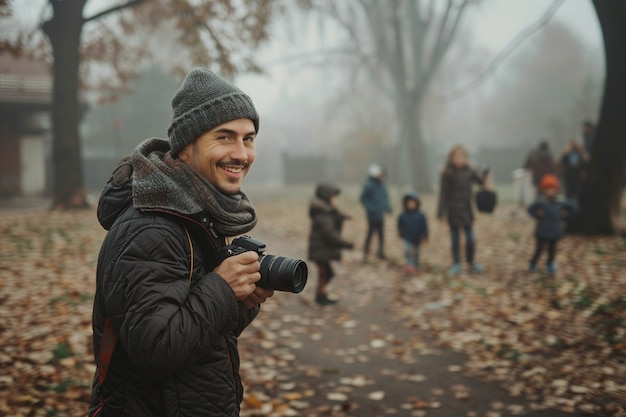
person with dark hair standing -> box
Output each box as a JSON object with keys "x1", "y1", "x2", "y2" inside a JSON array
[
  {"x1": 308, "y1": 183, "x2": 354, "y2": 305},
  {"x1": 581, "y1": 120, "x2": 595, "y2": 155},
  {"x1": 89, "y1": 68, "x2": 275, "y2": 416},
  {"x1": 559, "y1": 139, "x2": 589, "y2": 202},
  {"x1": 523, "y1": 139, "x2": 557, "y2": 199},
  {"x1": 437, "y1": 145, "x2": 489, "y2": 275},
  {"x1": 528, "y1": 174, "x2": 576, "y2": 274},
  {"x1": 360, "y1": 163, "x2": 392, "y2": 262},
  {"x1": 397, "y1": 191, "x2": 429, "y2": 275}
]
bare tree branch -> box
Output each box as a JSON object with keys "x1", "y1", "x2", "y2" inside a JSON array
[
  {"x1": 391, "y1": 1, "x2": 408, "y2": 97},
  {"x1": 425, "y1": 0, "x2": 470, "y2": 92},
  {"x1": 312, "y1": 1, "x2": 362, "y2": 55},
  {"x1": 84, "y1": 0, "x2": 148, "y2": 23},
  {"x1": 441, "y1": 0, "x2": 566, "y2": 100},
  {"x1": 410, "y1": 0, "x2": 428, "y2": 81},
  {"x1": 429, "y1": 0, "x2": 453, "y2": 70},
  {"x1": 359, "y1": 0, "x2": 396, "y2": 97}
]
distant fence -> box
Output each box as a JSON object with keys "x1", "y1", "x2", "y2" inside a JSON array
[
  {"x1": 476, "y1": 145, "x2": 532, "y2": 183},
  {"x1": 282, "y1": 153, "x2": 335, "y2": 185}
]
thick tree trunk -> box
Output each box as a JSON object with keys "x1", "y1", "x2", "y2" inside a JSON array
[
  {"x1": 570, "y1": 0, "x2": 626, "y2": 234},
  {"x1": 42, "y1": 0, "x2": 88, "y2": 209},
  {"x1": 404, "y1": 125, "x2": 432, "y2": 193},
  {"x1": 396, "y1": 100, "x2": 432, "y2": 192}
]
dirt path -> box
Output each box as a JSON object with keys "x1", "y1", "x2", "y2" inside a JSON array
[{"x1": 239, "y1": 259, "x2": 589, "y2": 416}]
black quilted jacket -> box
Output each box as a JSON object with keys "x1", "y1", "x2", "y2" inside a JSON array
[
  {"x1": 89, "y1": 170, "x2": 259, "y2": 417},
  {"x1": 437, "y1": 166, "x2": 487, "y2": 228},
  {"x1": 307, "y1": 183, "x2": 353, "y2": 262}
]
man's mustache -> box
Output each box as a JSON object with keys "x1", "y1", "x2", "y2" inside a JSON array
[{"x1": 217, "y1": 161, "x2": 249, "y2": 168}]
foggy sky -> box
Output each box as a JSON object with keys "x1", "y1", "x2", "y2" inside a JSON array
[{"x1": 237, "y1": 0, "x2": 604, "y2": 155}]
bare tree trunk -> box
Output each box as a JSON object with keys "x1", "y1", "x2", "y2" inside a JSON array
[
  {"x1": 340, "y1": 0, "x2": 466, "y2": 194},
  {"x1": 397, "y1": 102, "x2": 432, "y2": 192},
  {"x1": 43, "y1": 0, "x2": 88, "y2": 209},
  {"x1": 571, "y1": 0, "x2": 626, "y2": 234},
  {"x1": 407, "y1": 128, "x2": 432, "y2": 192}
]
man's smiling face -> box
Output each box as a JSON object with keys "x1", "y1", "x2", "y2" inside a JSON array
[{"x1": 178, "y1": 118, "x2": 256, "y2": 195}]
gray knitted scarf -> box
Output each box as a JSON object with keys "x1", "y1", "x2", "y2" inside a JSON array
[{"x1": 130, "y1": 138, "x2": 257, "y2": 236}]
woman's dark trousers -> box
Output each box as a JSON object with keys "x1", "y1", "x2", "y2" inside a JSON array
[{"x1": 450, "y1": 224, "x2": 475, "y2": 264}]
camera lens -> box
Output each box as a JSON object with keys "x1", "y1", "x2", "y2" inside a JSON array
[{"x1": 258, "y1": 255, "x2": 308, "y2": 293}]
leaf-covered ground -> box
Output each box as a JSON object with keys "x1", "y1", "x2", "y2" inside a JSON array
[{"x1": 0, "y1": 186, "x2": 624, "y2": 416}]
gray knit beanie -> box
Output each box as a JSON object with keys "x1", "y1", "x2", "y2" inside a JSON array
[{"x1": 167, "y1": 68, "x2": 259, "y2": 156}]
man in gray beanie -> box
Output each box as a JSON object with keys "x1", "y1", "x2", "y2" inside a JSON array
[{"x1": 89, "y1": 68, "x2": 274, "y2": 416}]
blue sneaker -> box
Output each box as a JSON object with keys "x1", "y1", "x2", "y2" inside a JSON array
[
  {"x1": 448, "y1": 263, "x2": 462, "y2": 275},
  {"x1": 546, "y1": 264, "x2": 557, "y2": 274},
  {"x1": 470, "y1": 263, "x2": 484, "y2": 273},
  {"x1": 528, "y1": 263, "x2": 537, "y2": 272}
]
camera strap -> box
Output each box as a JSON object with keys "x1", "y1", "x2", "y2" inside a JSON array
[
  {"x1": 97, "y1": 317, "x2": 117, "y2": 386},
  {"x1": 183, "y1": 224, "x2": 194, "y2": 282}
]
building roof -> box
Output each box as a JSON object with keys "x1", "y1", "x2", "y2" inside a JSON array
[{"x1": 0, "y1": 54, "x2": 52, "y2": 105}]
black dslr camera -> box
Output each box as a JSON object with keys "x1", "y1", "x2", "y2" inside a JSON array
[{"x1": 218, "y1": 236, "x2": 308, "y2": 293}]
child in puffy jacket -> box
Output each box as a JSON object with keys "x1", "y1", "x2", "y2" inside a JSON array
[
  {"x1": 527, "y1": 174, "x2": 576, "y2": 273},
  {"x1": 308, "y1": 183, "x2": 354, "y2": 305},
  {"x1": 397, "y1": 192, "x2": 428, "y2": 275},
  {"x1": 437, "y1": 145, "x2": 489, "y2": 275}
]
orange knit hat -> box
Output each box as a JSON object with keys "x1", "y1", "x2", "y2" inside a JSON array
[{"x1": 540, "y1": 174, "x2": 560, "y2": 191}]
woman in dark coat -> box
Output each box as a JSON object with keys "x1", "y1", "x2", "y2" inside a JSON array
[
  {"x1": 559, "y1": 139, "x2": 588, "y2": 202},
  {"x1": 437, "y1": 145, "x2": 489, "y2": 275},
  {"x1": 308, "y1": 183, "x2": 354, "y2": 305}
]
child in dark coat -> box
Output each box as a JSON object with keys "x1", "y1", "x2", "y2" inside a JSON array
[
  {"x1": 308, "y1": 183, "x2": 354, "y2": 305},
  {"x1": 360, "y1": 163, "x2": 392, "y2": 261},
  {"x1": 397, "y1": 192, "x2": 429, "y2": 275},
  {"x1": 527, "y1": 174, "x2": 576, "y2": 273},
  {"x1": 437, "y1": 145, "x2": 489, "y2": 275}
]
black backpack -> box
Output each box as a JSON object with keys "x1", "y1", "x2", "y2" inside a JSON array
[{"x1": 476, "y1": 189, "x2": 497, "y2": 213}]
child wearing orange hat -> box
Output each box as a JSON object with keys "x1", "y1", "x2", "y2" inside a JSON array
[{"x1": 527, "y1": 174, "x2": 577, "y2": 273}]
